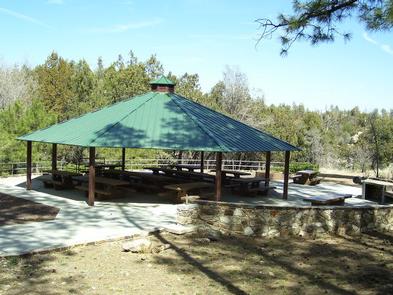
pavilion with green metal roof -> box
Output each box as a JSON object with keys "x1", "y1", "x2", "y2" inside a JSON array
[{"x1": 18, "y1": 76, "x2": 300, "y2": 206}]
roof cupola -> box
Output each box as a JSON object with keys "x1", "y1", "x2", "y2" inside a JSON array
[{"x1": 150, "y1": 76, "x2": 175, "y2": 93}]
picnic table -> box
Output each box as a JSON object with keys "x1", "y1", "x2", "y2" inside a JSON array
[
  {"x1": 210, "y1": 169, "x2": 251, "y2": 179},
  {"x1": 303, "y1": 194, "x2": 352, "y2": 206},
  {"x1": 164, "y1": 182, "x2": 214, "y2": 203},
  {"x1": 230, "y1": 177, "x2": 273, "y2": 196},
  {"x1": 362, "y1": 179, "x2": 393, "y2": 204},
  {"x1": 103, "y1": 169, "x2": 182, "y2": 192},
  {"x1": 74, "y1": 176, "x2": 132, "y2": 199},
  {"x1": 94, "y1": 164, "x2": 122, "y2": 175},
  {"x1": 144, "y1": 167, "x2": 214, "y2": 182},
  {"x1": 144, "y1": 167, "x2": 177, "y2": 176},
  {"x1": 172, "y1": 164, "x2": 200, "y2": 172},
  {"x1": 42, "y1": 170, "x2": 82, "y2": 189},
  {"x1": 170, "y1": 169, "x2": 214, "y2": 182},
  {"x1": 293, "y1": 170, "x2": 322, "y2": 185}
]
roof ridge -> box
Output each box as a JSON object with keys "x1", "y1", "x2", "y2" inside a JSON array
[
  {"x1": 171, "y1": 93, "x2": 299, "y2": 151},
  {"x1": 170, "y1": 93, "x2": 229, "y2": 151},
  {"x1": 89, "y1": 92, "x2": 159, "y2": 146}
]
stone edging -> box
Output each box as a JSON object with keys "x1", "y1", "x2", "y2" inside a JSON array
[{"x1": 176, "y1": 201, "x2": 393, "y2": 238}]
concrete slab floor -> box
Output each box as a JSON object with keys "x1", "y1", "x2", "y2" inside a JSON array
[{"x1": 0, "y1": 175, "x2": 178, "y2": 256}]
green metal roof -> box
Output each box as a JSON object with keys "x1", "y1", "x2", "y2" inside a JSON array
[
  {"x1": 18, "y1": 91, "x2": 300, "y2": 152},
  {"x1": 150, "y1": 76, "x2": 175, "y2": 86}
]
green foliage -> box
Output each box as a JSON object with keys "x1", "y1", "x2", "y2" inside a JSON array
[
  {"x1": 0, "y1": 99, "x2": 57, "y2": 162},
  {"x1": 257, "y1": 0, "x2": 393, "y2": 55},
  {"x1": 35, "y1": 52, "x2": 74, "y2": 119}
]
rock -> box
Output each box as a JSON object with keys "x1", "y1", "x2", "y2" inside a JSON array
[
  {"x1": 195, "y1": 237, "x2": 211, "y2": 243},
  {"x1": 243, "y1": 226, "x2": 254, "y2": 236},
  {"x1": 207, "y1": 230, "x2": 221, "y2": 241},
  {"x1": 151, "y1": 244, "x2": 171, "y2": 254},
  {"x1": 219, "y1": 216, "x2": 231, "y2": 224},
  {"x1": 123, "y1": 238, "x2": 152, "y2": 253},
  {"x1": 233, "y1": 208, "x2": 243, "y2": 217},
  {"x1": 268, "y1": 271, "x2": 275, "y2": 277},
  {"x1": 162, "y1": 224, "x2": 196, "y2": 235}
]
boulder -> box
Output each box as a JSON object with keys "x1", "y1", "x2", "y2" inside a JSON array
[
  {"x1": 243, "y1": 226, "x2": 254, "y2": 236},
  {"x1": 123, "y1": 238, "x2": 152, "y2": 253}
]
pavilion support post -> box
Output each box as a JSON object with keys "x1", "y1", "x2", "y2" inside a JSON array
[
  {"x1": 283, "y1": 151, "x2": 290, "y2": 200},
  {"x1": 26, "y1": 141, "x2": 32, "y2": 190},
  {"x1": 178, "y1": 151, "x2": 183, "y2": 164},
  {"x1": 265, "y1": 151, "x2": 271, "y2": 187},
  {"x1": 215, "y1": 152, "x2": 223, "y2": 201},
  {"x1": 51, "y1": 143, "x2": 57, "y2": 172},
  {"x1": 200, "y1": 151, "x2": 204, "y2": 173},
  {"x1": 88, "y1": 147, "x2": 96, "y2": 206},
  {"x1": 121, "y1": 148, "x2": 126, "y2": 171}
]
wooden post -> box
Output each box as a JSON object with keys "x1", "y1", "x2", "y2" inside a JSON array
[
  {"x1": 51, "y1": 143, "x2": 57, "y2": 172},
  {"x1": 121, "y1": 148, "x2": 126, "y2": 171},
  {"x1": 26, "y1": 141, "x2": 32, "y2": 190},
  {"x1": 88, "y1": 147, "x2": 96, "y2": 206},
  {"x1": 265, "y1": 151, "x2": 271, "y2": 187},
  {"x1": 215, "y1": 152, "x2": 223, "y2": 201},
  {"x1": 283, "y1": 151, "x2": 290, "y2": 200},
  {"x1": 200, "y1": 151, "x2": 204, "y2": 173}
]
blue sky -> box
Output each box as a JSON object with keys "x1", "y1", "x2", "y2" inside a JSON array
[{"x1": 0, "y1": 0, "x2": 392, "y2": 111}]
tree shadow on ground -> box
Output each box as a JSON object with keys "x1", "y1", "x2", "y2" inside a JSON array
[
  {"x1": 148, "y1": 231, "x2": 393, "y2": 294},
  {"x1": 152, "y1": 232, "x2": 248, "y2": 295},
  {"x1": 0, "y1": 250, "x2": 87, "y2": 295}
]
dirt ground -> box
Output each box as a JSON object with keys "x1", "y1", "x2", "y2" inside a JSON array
[
  {"x1": 1, "y1": 231, "x2": 393, "y2": 295},
  {"x1": 0, "y1": 193, "x2": 59, "y2": 226}
]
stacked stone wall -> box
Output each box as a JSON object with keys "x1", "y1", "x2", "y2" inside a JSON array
[{"x1": 176, "y1": 201, "x2": 393, "y2": 237}]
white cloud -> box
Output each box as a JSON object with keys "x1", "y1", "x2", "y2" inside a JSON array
[
  {"x1": 86, "y1": 18, "x2": 163, "y2": 33},
  {"x1": 0, "y1": 7, "x2": 51, "y2": 28},
  {"x1": 381, "y1": 44, "x2": 393, "y2": 55},
  {"x1": 47, "y1": 0, "x2": 64, "y2": 4},
  {"x1": 363, "y1": 32, "x2": 393, "y2": 56},
  {"x1": 362, "y1": 32, "x2": 378, "y2": 45}
]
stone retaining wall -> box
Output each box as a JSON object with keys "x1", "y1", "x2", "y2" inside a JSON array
[{"x1": 176, "y1": 201, "x2": 393, "y2": 237}]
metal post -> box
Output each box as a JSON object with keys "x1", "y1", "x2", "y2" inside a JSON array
[
  {"x1": 88, "y1": 147, "x2": 96, "y2": 206},
  {"x1": 215, "y1": 152, "x2": 223, "y2": 201},
  {"x1": 51, "y1": 143, "x2": 57, "y2": 172},
  {"x1": 200, "y1": 151, "x2": 204, "y2": 173},
  {"x1": 265, "y1": 151, "x2": 271, "y2": 187},
  {"x1": 26, "y1": 141, "x2": 32, "y2": 190},
  {"x1": 121, "y1": 148, "x2": 126, "y2": 171},
  {"x1": 283, "y1": 151, "x2": 290, "y2": 200}
]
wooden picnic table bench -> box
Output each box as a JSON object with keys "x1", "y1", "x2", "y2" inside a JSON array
[
  {"x1": 94, "y1": 164, "x2": 122, "y2": 174},
  {"x1": 230, "y1": 177, "x2": 273, "y2": 196},
  {"x1": 293, "y1": 170, "x2": 322, "y2": 185},
  {"x1": 103, "y1": 169, "x2": 184, "y2": 192},
  {"x1": 39, "y1": 175, "x2": 65, "y2": 189},
  {"x1": 164, "y1": 182, "x2": 214, "y2": 203},
  {"x1": 144, "y1": 167, "x2": 177, "y2": 176},
  {"x1": 172, "y1": 164, "x2": 200, "y2": 172},
  {"x1": 172, "y1": 170, "x2": 215, "y2": 182},
  {"x1": 74, "y1": 176, "x2": 133, "y2": 200},
  {"x1": 41, "y1": 170, "x2": 82, "y2": 189},
  {"x1": 362, "y1": 179, "x2": 393, "y2": 204},
  {"x1": 303, "y1": 194, "x2": 352, "y2": 206},
  {"x1": 144, "y1": 167, "x2": 214, "y2": 182},
  {"x1": 210, "y1": 169, "x2": 251, "y2": 179}
]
